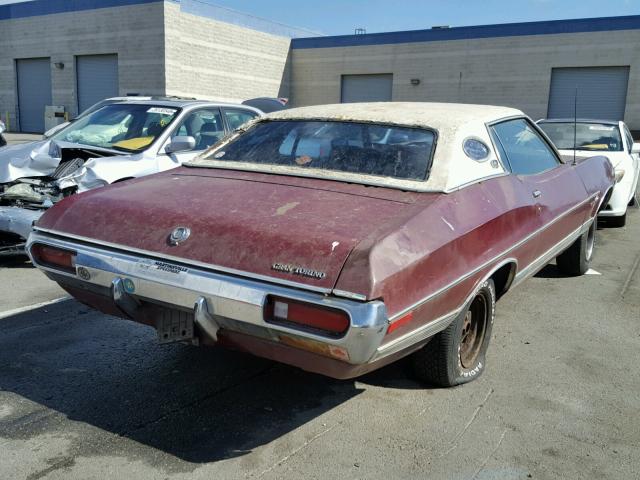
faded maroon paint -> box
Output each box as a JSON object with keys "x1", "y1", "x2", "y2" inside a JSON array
[
  {"x1": 37, "y1": 167, "x2": 433, "y2": 291},
  {"x1": 38, "y1": 155, "x2": 613, "y2": 351},
  {"x1": 336, "y1": 156, "x2": 613, "y2": 323}
]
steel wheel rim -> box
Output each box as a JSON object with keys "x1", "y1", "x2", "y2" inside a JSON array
[{"x1": 459, "y1": 294, "x2": 488, "y2": 369}]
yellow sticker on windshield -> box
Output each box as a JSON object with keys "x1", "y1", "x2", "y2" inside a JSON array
[
  {"x1": 113, "y1": 137, "x2": 154, "y2": 150},
  {"x1": 580, "y1": 144, "x2": 608, "y2": 150}
]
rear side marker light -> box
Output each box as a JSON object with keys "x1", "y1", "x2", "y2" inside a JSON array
[
  {"x1": 264, "y1": 296, "x2": 350, "y2": 337},
  {"x1": 30, "y1": 243, "x2": 77, "y2": 274},
  {"x1": 387, "y1": 311, "x2": 413, "y2": 335}
]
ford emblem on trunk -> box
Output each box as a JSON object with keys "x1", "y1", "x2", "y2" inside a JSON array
[{"x1": 168, "y1": 226, "x2": 191, "y2": 246}]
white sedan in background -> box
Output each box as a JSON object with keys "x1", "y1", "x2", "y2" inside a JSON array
[
  {"x1": 538, "y1": 119, "x2": 639, "y2": 227},
  {"x1": 0, "y1": 99, "x2": 262, "y2": 255}
]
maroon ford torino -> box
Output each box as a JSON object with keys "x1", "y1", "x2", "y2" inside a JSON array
[{"x1": 27, "y1": 103, "x2": 614, "y2": 387}]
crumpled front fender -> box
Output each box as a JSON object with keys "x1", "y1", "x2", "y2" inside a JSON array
[{"x1": 0, "y1": 141, "x2": 58, "y2": 183}]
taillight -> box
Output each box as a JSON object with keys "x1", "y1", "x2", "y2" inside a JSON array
[
  {"x1": 30, "y1": 243, "x2": 76, "y2": 274},
  {"x1": 264, "y1": 296, "x2": 350, "y2": 337}
]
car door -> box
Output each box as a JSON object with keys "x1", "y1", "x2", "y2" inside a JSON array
[
  {"x1": 490, "y1": 118, "x2": 590, "y2": 268},
  {"x1": 162, "y1": 107, "x2": 226, "y2": 164}
]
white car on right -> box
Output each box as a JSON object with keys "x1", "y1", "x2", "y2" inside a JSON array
[{"x1": 538, "y1": 119, "x2": 639, "y2": 227}]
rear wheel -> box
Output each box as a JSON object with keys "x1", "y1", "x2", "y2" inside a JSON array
[
  {"x1": 412, "y1": 279, "x2": 495, "y2": 387},
  {"x1": 556, "y1": 218, "x2": 596, "y2": 275}
]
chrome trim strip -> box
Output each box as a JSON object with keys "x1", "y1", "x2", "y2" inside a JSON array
[
  {"x1": 512, "y1": 218, "x2": 592, "y2": 286},
  {"x1": 27, "y1": 231, "x2": 388, "y2": 365},
  {"x1": 332, "y1": 289, "x2": 368, "y2": 301},
  {"x1": 388, "y1": 193, "x2": 598, "y2": 321},
  {"x1": 375, "y1": 219, "x2": 592, "y2": 362},
  {"x1": 31, "y1": 226, "x2": 333, "y2": 295},
  {"x1": 372, "y1": 308, "x2": 462, "y2": 361}
]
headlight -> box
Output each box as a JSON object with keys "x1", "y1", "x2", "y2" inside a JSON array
[{"x1": 614, "y1": 168, "x2": 625, "y2": 183}]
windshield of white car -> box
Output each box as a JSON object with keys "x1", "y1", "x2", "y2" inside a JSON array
[
  {"x1": 197, "y1": 120, "x2": 436, "y2": 181},
  {"x1": 538, "y1": 122, "x2": 623, "y2": 152},
  {"x1": 50, "y1": 104, "x2": 180, "y2": 152}
]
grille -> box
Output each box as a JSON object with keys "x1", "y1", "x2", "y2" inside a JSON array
[{"x1": 52, "y1": 158, "x2": 85, "y2": 179}]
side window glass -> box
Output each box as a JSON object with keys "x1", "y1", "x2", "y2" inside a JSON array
[
  {"x1": 491, "y1": 119, "x2": 560, "y2": 175},
  {"x1": 172, "y1": 109, "x2": 224, "y2": 151},
  {"x1": 223, "y1": 108, "x2": 258, "y2": 131}
]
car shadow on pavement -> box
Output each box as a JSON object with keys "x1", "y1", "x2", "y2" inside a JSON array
[
  {"x1": 0, "y1": 255, "x2": 31, "y2": 269},
  {"x1": 0, "y1": 300, "x2": 395, "y2": 464},
  {"x1": 533, "y1": 264, "x2": 565, "y2": 279}
]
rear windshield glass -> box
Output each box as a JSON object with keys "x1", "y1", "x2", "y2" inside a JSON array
[
  {"x1": 201, "y1": 120, "x2": 436, "y2": 181},
  {"x1": 538, "y1": 122, "x2": 623, "y2": 151}
]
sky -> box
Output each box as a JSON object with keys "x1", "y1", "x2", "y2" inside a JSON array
[{"x1": 0, "y1": 0, "x2": 638, "y2": 35}]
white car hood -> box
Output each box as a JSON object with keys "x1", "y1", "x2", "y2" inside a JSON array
[
  {"x1": 558, "y1": 149, "x2": 626, "y2": 168},
  {"x1": 0, "y1": 139, "x2": 149, "y2": 192},
  {"x1": 0, "y1": 140, "x2": 56, "y2": 183}
]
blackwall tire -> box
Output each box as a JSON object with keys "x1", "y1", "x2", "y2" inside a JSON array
[
  {"x1": 412, "y1": 279, "x2": 495, "y2": 387},
  {"x1": 556, "y1": 219, "x2": 596, "y2": 276},
  {"x1": 607, "y1": 212, "x2": 627, "y2": 228}
]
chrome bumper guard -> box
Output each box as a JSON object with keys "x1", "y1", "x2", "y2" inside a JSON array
[{"x1": 27, "y1": 231, "x2": 388, "y2": 365}]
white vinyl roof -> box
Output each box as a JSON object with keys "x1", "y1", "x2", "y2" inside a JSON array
[{"x1": 190, "y1": 102, "x2": 525, "y2": 192}]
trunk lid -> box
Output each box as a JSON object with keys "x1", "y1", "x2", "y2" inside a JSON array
[{"x1": 37, "y1": 168, "x2": 428, "y2": 290}]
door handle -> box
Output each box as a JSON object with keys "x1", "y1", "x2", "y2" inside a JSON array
[{"x1": 532, "y1": 190, "x2": 542, "y2": 198}]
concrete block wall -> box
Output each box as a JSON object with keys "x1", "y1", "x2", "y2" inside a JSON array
[
  {"x1": 163, "y1": 1, "x2": 292, "y2": 103},
  {"x1": 290, "y1": 29, "x2": 640, "y2": 129},
  {"x1": 0, "y1": 2, "x2": 166, "y2": 130}
]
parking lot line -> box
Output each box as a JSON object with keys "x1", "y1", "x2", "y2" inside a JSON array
[{"x1": 0, "y1": 296, "x2": 70, "y2": 320}]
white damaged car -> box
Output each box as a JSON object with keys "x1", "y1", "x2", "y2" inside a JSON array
[
  {"x1": 538, "y1": 119, "x2": 639, "y2": 227},
  {"x1": 0, "y1": 99, "x2": 261, "y2": 255}
]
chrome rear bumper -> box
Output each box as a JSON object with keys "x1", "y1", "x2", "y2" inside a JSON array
[{"x1": 27, "y1": 230, "x2": 388, "y2": 365}]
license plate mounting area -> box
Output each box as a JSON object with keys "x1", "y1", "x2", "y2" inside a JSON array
[{"x1": 156, "y1": 308, "x2": 194, "y2": 344}]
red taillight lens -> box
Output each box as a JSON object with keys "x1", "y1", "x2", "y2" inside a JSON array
[
  {"x1": 30, "y1": 243, "x2": 76, "y2": 273},
  {"x1": 264, "y1": 296, "x2": 350, "y2": 337}
]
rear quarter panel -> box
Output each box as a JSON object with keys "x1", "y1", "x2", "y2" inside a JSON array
[
  {"x1": 335, "y1": 175, "x2": 542, "y2": 341},
  {"x1": 572, "y1": 155, "x2": 615, "y2": 214}
]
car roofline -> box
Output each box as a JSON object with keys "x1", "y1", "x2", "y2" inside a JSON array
[{"x1": 538, "y1": 118, "x2": 620, "y2": 126}]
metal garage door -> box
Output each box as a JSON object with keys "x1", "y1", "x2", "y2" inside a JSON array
[
  {"x1": 16, "y1": 58, "x2": 52, "y2": 133},
  {"x1": 548, "y1": 67, "x2": 630, "y2": 120},
  {"x1": 76, "y1": 54, "x2": 119, "y2": 114},
  {"x1": 341, "y1": 74, "x2": 393, "y2": 103}
]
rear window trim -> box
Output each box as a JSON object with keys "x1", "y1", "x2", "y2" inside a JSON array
[{"x1": 186, "y1": 118, "x2": 439, "y2": 190}]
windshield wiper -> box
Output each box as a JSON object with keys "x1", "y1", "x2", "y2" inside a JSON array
[{"x1": 110, "y1": 145, "x2": 138, "y2": 153}]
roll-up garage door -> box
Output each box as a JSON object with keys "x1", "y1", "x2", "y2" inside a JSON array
[
  {"x1": 76, "y1": 54, "x2": 119, "y2": 114},
  {"x1": 341, "y1": 74, "x2": 393, "y2": 103},
  {"x1": 547, "y1": 67, "x2": 630, "y2": 121},
  {"x1": 17, "y1": 58, "x2": 52, "y2": 133}
]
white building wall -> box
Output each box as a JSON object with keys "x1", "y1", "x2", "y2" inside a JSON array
[
  {"x1": 0, "y1": 2, "x2": 166, "y2": 129},
  {"x1": 291, "y1": 29, "x2": 640, "y2": 129},
  {"x1": 163, "y1": 1, "x2": 292, "y2": 104}
]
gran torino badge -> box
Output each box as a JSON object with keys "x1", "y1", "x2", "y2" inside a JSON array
[{"x1": 272, "y1": 263, "x2": 326, "y2": 279}]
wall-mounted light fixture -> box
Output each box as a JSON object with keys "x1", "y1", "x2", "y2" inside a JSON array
[
  {"x1": 54, "y1": 62, "x2": 65, "y2": 70},
  {"x1": 410, "y1": 78, "x2": 421, "y2": 86}
]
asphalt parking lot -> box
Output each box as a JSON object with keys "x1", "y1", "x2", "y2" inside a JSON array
[{"x1": 0, "y1": 138, "x2": 638, "y2": 478}]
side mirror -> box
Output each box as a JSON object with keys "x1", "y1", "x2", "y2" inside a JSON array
[
  {"x1": 632, "y1": 142, "x2": 640, "y2": 154},
  {"x1": 165, "y1": 136, "x2": 196, "y2": 154}
]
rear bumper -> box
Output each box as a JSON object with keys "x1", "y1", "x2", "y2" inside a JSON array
[
  {"x1": 0, "y1": 206, "x2": 43, "y2": 255},
  {"x1": 27, "y1": 230, "x2": 391, "y2": 376}
]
